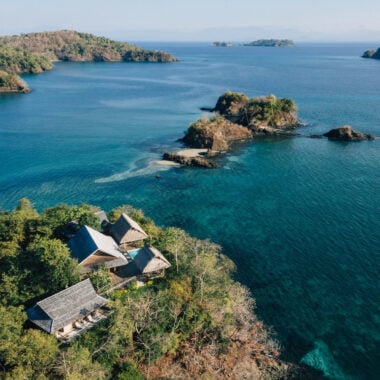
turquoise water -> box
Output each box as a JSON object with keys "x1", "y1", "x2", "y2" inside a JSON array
[
  {"x1": 0, "y1": 43, "x2": 379, "y2": 379},
  {"x1": 127, "y1": 248, "x2": 142, "y2": 259}
]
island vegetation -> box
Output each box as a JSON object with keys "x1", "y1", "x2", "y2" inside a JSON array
[
  {"x1": 0, "y1": 198, "x2": 308, "y2": 379},
  {"x1": 243, "y1": 39, "x2": 294, "y2": 47},
  {"x1": 362, "y1": 48, "x2": 380, "y2": 59},
  {"x1": 0, "y1": 70, "x2": 30, "y2": 93},
  {"x1": 0, "y1": 30, "x2": 177, "y2": 93},
  {"x1": 0, "y1": 45, "x2": 53, "y2": 74}
]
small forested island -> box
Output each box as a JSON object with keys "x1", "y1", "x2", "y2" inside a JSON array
[
  {"x1": 213, "y1": 41, "x2": 233, "y2": 47},
  {"x1": 0, "y1": 30, "x2": 177, "y2": 93},
  {"x1": 0, "y1": 199, "x2": 312, "y2": 379},
  {"x1": 163, "y1": 91, "x2": 299, "y2": 167},
  {"x1": 362, "y1": 48, "x2": 380, "y2": 59},
  {"x1": 243, "y1": 39, "x2": 294, "y2": 47}
]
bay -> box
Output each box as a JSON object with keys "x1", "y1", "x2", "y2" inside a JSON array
[{"x1": 0, "y1": 42, "x2": 379, "y2": 379}]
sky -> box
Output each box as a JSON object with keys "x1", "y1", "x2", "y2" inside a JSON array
[{"x1": 1, "y1": 0, "x2": 380, "y2": 41}]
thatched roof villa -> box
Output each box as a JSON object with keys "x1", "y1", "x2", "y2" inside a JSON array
[
  {"x1": 133, "y1": 245, "x2": 171, "y2": 274},
  {"x1": 26, "y1": 279, "x2": 108, "y2": 339},
  {"x1": 110, "y1": 213, "x2": 148, "y2": 246},
  {"x1": 68, "y1": 225, "x2": 128, "y2": 274}
]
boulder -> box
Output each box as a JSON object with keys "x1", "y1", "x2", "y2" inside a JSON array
[{"x1": 323, "y1": 125, "x2": 374, "y2": 141}]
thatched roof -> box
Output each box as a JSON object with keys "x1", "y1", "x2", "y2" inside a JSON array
[
  {"x1": 111, "y1": 213, "x2": 148, "y2": 245},
  {"x1": 26, "y1": 279, "x2": 108, "y2": 334},
  {"x1": 68, "y1": 225, "x2": 127, "y2": 265},
  {"x1": 134, "y1": 245, "x2": 171, "y2": 274},
  {"x1": 110, "y1": 213, "x2": 148, "y2": 245}
]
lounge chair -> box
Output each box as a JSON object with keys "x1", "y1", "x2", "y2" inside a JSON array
[
  {"x1": 86, "y1": 314, "x2": 96, "y2": 323},
  {"x1": 74, "y1": 321, "x2": 84, "y2": 329}
]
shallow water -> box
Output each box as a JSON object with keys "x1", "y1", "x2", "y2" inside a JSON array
[{"x1": 0, "y1": 42, "x2": 379, "y2": 379}]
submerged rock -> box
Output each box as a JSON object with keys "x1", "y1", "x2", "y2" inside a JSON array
[
  {"x1": 323, "y1": 125, "x2": 374, "y2": 141},
  {"x1": 162, "y1": 152, "x2": 219, "y2": 168}
]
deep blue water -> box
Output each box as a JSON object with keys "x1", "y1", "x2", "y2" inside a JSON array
[{"x1": 1, "y1": 43, "x2": 379, "y2": 379}]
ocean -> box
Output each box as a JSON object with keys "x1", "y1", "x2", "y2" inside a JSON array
[{"x1": 0, "y1": 42, "x2": 379, "y2": 379}]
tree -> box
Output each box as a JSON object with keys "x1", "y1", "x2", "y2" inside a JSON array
[
  {"x1": 89, "y1": 266, "x2": 111, "y2": 293},
  {"x1": 54, "y1": 345, "x2": 107, "y2": 380},
  {"x1": 26, "y1": 237, "x2": 80, "y2": 293}
]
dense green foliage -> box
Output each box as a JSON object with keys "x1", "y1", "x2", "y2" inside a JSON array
[
  {"x1": 213, "y1": 91, "x2": 298, "y2": 128},
  {"x1": 237, "y1": 94, "x2": 297, "y2": 127},
  {"x1": 0, "y1": 30, "x2": 177, "y2": 63},
  {"x1": 0, "y1": 45, "x2": 52, "y2": 74},
  {"x1": 0, "y1": 199, "x2": 105, "y2": 307},
  {"x1": 0, "y1": 200, "x2": 291, "y2": 379}
]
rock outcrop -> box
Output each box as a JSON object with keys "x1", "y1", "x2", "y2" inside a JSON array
[
  {"x1": 162, "y1": 152, "x2": 219, "y2": 168},
  {"x1": 362, "y1": 48, "x2": 380, "y2": 59},
  {"x1": 323, "y1": 125, "x2": 374, "y2": 141},
  {"x1": 182, "y1": 116, "x2": 253, "y2": 151}
]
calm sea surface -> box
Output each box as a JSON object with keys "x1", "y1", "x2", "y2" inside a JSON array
[{"x1": 0, "y1": 43, "x2": 379, "y2": 379}]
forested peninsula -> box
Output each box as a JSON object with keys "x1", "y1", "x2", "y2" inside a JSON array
[
  {"x1": 0, "y1": 30, "x2": 177, "y2": 93},
  {"x1": 0, "y1": 199, "x2": 314, "y2": 379}
]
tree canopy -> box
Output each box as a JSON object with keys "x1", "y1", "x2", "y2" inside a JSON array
[{"x1": 0, "y1": 199, "x2": 297, "y2": 379}]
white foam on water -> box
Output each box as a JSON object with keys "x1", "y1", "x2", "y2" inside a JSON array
[{"x1": 95, "y1": 161, "x2": 174, "y2": 183}]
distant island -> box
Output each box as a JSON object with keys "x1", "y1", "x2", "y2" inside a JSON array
[
  {"x1": 243, "y1": 39, "x2": 294, "y2": 47},
  {"x1": 0, "y1": 30, "x2": 177, "y2": 93},
  {"x1": 362, "y1": 48, "x2": 380, "y2": 59},
  {"x1": 213, "y1": 41, "x2": 233, "y2": 47}
]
